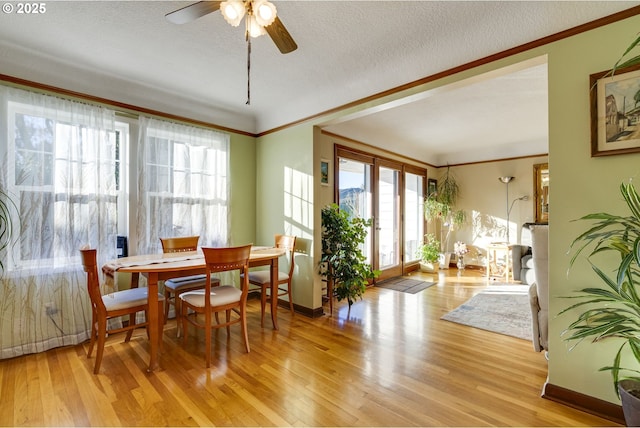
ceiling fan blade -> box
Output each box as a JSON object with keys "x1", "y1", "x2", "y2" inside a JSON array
[
  {"x1": 165, "y1": 1, "x2": 221, "y2": 25},
  {"x1": 265, "y1": 16, "x2": 298, "y2": 54}
]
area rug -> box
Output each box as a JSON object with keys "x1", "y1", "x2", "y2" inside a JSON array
[
  {"x1": 440, "y1": 285, "x2": 532, "y2": 340},
  {"x1": 376, "y1": 277, "x2": 436, "y2": 294}
]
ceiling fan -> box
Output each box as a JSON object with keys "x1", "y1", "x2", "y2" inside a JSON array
[
  {"x1": 165, "y1": 0, "x2": 297, "y2": 54},
  {"x1": 166, "y1": 1, "x2": 297, "y2": 105}
]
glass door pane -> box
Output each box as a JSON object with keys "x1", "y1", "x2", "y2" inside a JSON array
[
  {"x1": 336, "y1": 147, "x2": 427, "y2": 279},
  {"x1": 338, "y1": 157, "x2": 372, "y2": 263},
  {"x1": 377, "y1": 164, "x2": 401, "y2": 277},
  {"x1": 404, "y1": 172, "x2": 424, "y2": 264}
]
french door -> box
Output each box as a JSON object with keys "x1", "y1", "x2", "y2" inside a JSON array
[
  {"x1": 404, "y1": 166, "x2": 426, "y2": 269},
  {"x1": 375, "y1": 160, "x2": 402, "y2": 280},
  {"x1": 336, "y1": 146, "x2": 426, "y2": 280}
]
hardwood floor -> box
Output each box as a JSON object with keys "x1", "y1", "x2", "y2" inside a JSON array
[{"x1": 0, "y1": 268, "x2": 617, "y2": 426}]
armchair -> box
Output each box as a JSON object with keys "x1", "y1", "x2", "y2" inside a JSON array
[
  {"x1": 528, "y1": 224, "x2": 549, "y2": 353},
  {"x1": 511, "y1": 223, "x2": 535, "y2": 285},
  {"x1": 512, "y1": 245, "x2": 534, "y2": 284}
]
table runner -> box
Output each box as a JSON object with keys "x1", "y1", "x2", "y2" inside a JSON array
[{"x1": 102, "y1": 253, "x2": 203, "y2": 278}]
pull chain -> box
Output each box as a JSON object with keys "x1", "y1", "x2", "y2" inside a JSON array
[{"x1": 246, "y1": 36, "x2": 251, "y2": 105}]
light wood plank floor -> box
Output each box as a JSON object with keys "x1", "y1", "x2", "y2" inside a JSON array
[{"x1": 0, "y1": 268, "x2": 617, "y2": 426}]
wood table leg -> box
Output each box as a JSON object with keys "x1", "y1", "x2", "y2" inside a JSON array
[
  {"x1": 131, "y1": 272, "x2": 140, "y2": 289},
  {"x1": 146, "y1": 272, "x2": 161, "y2": 372},
  {"x1": 270, "y1": 257, "x2": 279, "y2": 330}
]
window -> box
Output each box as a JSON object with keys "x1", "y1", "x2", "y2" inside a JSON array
[
  {"x1": 1, "y1": 89, "x2": 231, "y2": 268},
  {"x1": 136, "y1": 117, "x2": 230, "y2": 254},
  {"x1": 0, "y1": 85, "x2": 232, "y2": 360},
  {"x1": 5, "y1": 93, "x2": 121, "y2": 269}
]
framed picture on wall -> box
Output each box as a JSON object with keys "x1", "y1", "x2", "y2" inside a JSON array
[
  {"x1": 590, "y1": 65, "x2": 640, "y2": 157},
  {"x1": 427, "y1": 178, "x2": 437, "y2": 197},
  {"x1": 320, "y1": 159, "x2": 329, "y2": 186}
]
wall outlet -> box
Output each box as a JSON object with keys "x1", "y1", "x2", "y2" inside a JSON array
[{"x1": 45, "y1": 302, "x2": 58, "y2": 316}]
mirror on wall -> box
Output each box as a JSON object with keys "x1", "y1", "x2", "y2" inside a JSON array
[{"x1": 533, "y1": 163, "x2": 549, "y2": 223}]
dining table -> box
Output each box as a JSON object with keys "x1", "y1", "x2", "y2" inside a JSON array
[{"x1": 102, "y1": 245, "x2": 286, "y2": 372}]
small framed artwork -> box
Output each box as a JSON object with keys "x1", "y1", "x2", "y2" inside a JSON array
[
  {"x1": 320, "y1": 159, "x2": 329, "y2": 186},
  {"x1": 427, "y1": 178, "x2": 437, "y2": 197},
  {"x1": 591, "y1": 65, "x2": 640, "y2": 157}
]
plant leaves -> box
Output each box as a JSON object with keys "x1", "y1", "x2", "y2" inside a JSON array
[{"x1": 563, "y1": 181, "x2": 640, "y2": 392}]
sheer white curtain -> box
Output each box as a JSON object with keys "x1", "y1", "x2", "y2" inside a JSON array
[
  {"x1": 136, "y1": 116, "x2": 230, "y2": 254},
  {"x1": 0, "y1": 86, "x2": 118, "y2": 358}
]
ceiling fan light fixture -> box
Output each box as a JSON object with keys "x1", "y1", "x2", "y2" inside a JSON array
[
  {"x1": 253, "y1": 0, "x2": 277, "y2": 27},
  {"x1": 220, "y1": 0, "x2": 246, "y2": 27},
  {"x1": 165, "y1": 0, "x2": 297, "y2": 106},
  {"x1": 247, "y1": 14, "x2": 266, "y2": 38}
]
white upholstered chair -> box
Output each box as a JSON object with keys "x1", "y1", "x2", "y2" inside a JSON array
[
  {"x1": 528, "y1": 224, "x2": 549, "y2": 353},
  {"x1": 512, "y1": 223, "x2": 535, "y2": 285}
]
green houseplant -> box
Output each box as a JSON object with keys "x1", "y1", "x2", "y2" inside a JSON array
[
  {"x1": 319, "y1": 204, "x2": 379, "y2": 308},
  {"x1": 425, "y1": 167, "x2": 466, "y2": 259},
  {"x1": 610, "y1": 34, "x2": 640, "y2": 75},
  {"x1": 416, "y1": 233, "x2": 440, "y2": 273},
  {"x1": 561, "y1": 182, "x2": 640, "y2": 425}
]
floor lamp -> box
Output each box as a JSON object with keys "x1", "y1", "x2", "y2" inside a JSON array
[{"x1": 498, "y1": 176, "x2": 514, "y2": 243}]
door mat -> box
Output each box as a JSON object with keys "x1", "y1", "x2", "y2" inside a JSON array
[
  {"x1": 376, "y1": 277, "x2": 436, "y2": 294},
  {"x1": 440, "y1": 285, "x2": 532, "y2": 340}
]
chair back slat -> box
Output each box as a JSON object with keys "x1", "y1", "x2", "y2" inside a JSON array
[
  {"x1": 275, "y1": 234, "x2": 297, "y2": 278},
  {"x1": 160, "y1": 236, "x2": 200, "y2": 253},
  {"x1": 202, "y1": 245, "x2": 252, "y2": 274},
  {"x1": 79, "y1": 248, "x2": 106, "y2": 315},
  {"x1": 201, "y1": 244, "x2": 252, "y2": 311}
]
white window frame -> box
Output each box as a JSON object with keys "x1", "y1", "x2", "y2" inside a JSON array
[{"x1": 5, "y1": 100, "x2": 128, "y2": 270}]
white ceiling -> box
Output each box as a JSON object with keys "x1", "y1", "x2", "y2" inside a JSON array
[
  {"x1": 1, "y1": 1, "x2": 638, "y2": 165},
  {"x1": 322, "y1": 56, "x2": 549, "y2": 165}
]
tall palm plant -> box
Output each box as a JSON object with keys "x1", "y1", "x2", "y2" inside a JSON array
[
  {"x1": 611, "y1": 35, "x2": 640, "y2": 74},
  {"x1": 561, "y1": 182, "x2": 640, "y2": 397}
]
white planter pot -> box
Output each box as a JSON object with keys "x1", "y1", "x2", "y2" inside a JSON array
[
  {"x1": 439, "y1": 252, "x2": 451, "y2": 269},
  {"x1": 419, "y1": 261, "x2": 440, "y2": 273}
]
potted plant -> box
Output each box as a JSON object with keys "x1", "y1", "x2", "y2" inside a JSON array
[
  {"x1": 416, "y1": 233, "x2": 440, "y2": 273},
  {"x1": 424, "y1": 167, "x2": 466, "y2": 267},
  {"x1": 561, "y1": 182, "x2": 640, "y2": 426},
  {"x1": 319, "y1": 204, "x2": 380, "y2": 308}
]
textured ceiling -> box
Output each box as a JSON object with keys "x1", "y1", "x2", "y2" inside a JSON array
[
  {"x1": 0, "y1": 1, "x2": 638, "y2": 164},
  {"x1": 322, "y1": 57, "x2": 549, "y2": 165}
]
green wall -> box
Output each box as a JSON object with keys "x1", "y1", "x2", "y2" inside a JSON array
[
  {"x1": 255, "y1": 125, "x2": 315, "y2": 309},
  {"x1": 229, "y1": 132, "x2": 257, "y2": 247},
  {"x1": 256, "y1": 12, "x2": 640, "y2": 406},
  {"x1": 548, "y1": 15, "x2": 640, "y2": 403}
]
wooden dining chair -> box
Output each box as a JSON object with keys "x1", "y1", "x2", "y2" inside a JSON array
[
  {"x1": 243, "y1": 235, "x2": 296, "y2": 327},
  {"x1": 179, "y1": 244, "x2": 252, "y2": 368},
  {"x1": 80, "y1": 248, "x2": 165, "y2": 374},
  {"x1": 160, "y1": 236, "x2": 220, "y2": 334}
]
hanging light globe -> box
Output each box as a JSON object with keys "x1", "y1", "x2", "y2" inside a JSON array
[
  {"x1": 220, "y1": 0, "x2": 246, "y2": 27},
  {"x1": 253, "y1": 0, "x2": 277, "y2": 27}
]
